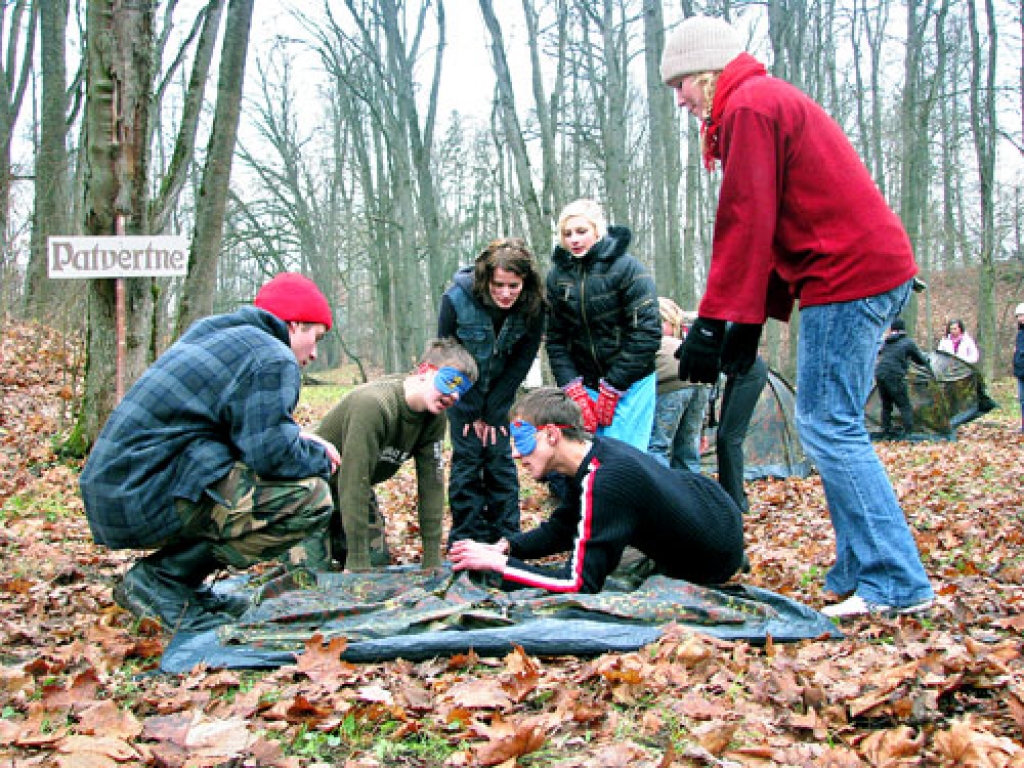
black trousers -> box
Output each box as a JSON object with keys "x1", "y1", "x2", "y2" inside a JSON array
[
  {"x1": 876, "y1": 372, "x2": 914, "y2": 434},
  {"x1": 716, "y1": 357, "x2": 769, "y2": 513},
  {"x1": 446, "y1": 409, "x2": 521, "y2": 546}
]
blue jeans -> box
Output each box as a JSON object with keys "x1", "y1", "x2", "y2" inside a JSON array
[
  {"x1": 649, "y1": 385, "x2": 708, "y2": 473},
  {"x1": 796, "y1": 280, "x2": 933, "y2": 607}
]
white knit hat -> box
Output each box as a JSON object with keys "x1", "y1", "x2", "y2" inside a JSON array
[
  {"x1": 660, "y1": 16, "x2": 744, "y2": 84},
  {"x1": 1015, "y1": 302, "x2": 1024, "y2": 316},
  {"x1": 557, "y1": 199, "x2": 608, "y2": 240}
]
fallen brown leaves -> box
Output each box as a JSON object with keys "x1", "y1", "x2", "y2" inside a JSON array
[{"x1": 1, "y1": 321, "x2": 1023, "y2": 767}]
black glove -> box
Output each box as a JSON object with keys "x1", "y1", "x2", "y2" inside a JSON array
[
  {"x1": 675, "y1": 317, "x2": 726, "y2": 384},
  {"x1": 721, "y1": 323, "x2": 763, "y2": 377}
]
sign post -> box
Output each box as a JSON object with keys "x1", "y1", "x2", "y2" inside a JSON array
[{"x1": 48, "y1": 233, "x2": 189, "y2": 399}]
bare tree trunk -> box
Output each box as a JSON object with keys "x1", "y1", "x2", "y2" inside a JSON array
[
  {"x1": 967, "y1": 0, "x2": 998, "y2": 380},
  {"x1": 479, "y1": 0, "x2": 548, "y2": 255},
  {"x1": 24, "y1": 0, "x2": 71, "y2": 321},
  {"x1": 579, "y1": 0, "x2": 629, "y2": 223},
  {"x1": 522, "y1": 0, "x2": 565, "y2": 225},
  {"x1": 0, "y1": 0, "x2": 37, "y2": 310},
  {"x1": 150, "y1": 0, "x2": 226, "y2": 234},
  {"x1": 175, "y1": 0, "x2": 253, "y2": 337},
  {"x1": 71, "y1": 0, "x2": 155, "y2": 455},
  {"x1": 644, "y1": 0, "x2": 684, "y2": 301}
]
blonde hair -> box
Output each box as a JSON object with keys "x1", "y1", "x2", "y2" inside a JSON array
[
  {"x1": 694, "y1": 72, "x2": 719, "y2": 122},
  {"x1": 557, "y1": 199, "x2": 608, "y2": 246},
  {"x1": 658, "y1": 297, "x2": 685, "y2": 338}
]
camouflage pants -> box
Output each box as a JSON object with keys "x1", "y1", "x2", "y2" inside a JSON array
[
  {"x1": 175, "y1": 463, "x2": 333, "y2": 570},
  {"x1": 287, "y1": 487, "x2": 391, "y2": 570}
]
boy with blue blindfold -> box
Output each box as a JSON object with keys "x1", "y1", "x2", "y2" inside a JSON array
[
  {"x1": 450, "y1": 387, "x2": 745, "y2": 593},
  {"x1": 290, "y1": 338, "x2": 478, "y2": 572}
]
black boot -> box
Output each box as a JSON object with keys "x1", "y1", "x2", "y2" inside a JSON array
[
  {"x1": 113, "y1": 542, "x2": 245, "y2": 631},
  {"x1": 176, "y1": 541, "x2": 250, "y2": 618}
]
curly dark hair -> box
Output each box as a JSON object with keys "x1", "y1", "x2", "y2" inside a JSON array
[
  {"x1": 945, "y1": 318, "x2": 967, "y2": 336},
  {"x1": 472, "y1": 237, "x2": 547, "y2": 325}
]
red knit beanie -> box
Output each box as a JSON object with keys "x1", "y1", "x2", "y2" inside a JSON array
[{"x1": 254, "y1": 273, "x2": 333, "y2": 330}]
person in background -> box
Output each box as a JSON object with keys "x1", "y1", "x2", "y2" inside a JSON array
[
  {"x1": 715, "y1": 341, "x2": 769, "y2": 513},
  {"x1": 438, "y1": 238, "x2": 546, "y2": 548},
  {"x1": 300, "y1": 338, "x2": 478, "y2": 572},
  {"x1": 937, "y1": 318, "x2": 979, "y2": 364},
  {"x1": 79, "y1": 273, "x2": 340, "y2": 631},
  {"x1": 649, "y1": 297, "x2": 708, "y2": 472},
  {"x1": 936, "y1": 317, "x2": 997, "y2": 414},
  {"x1": 660, "y1": 16, "x2": 934, "y2": 618},
  {"x1": 448, "y1": 387, "x2": 744, "y2": 593},
  {"x1": 545, "y1": 198, "x2": 661, "y2": 451},
  {"x1": 875, "y1": 318, "x2": 931, "y2": 440},
  {"x1": 1014, "y1": 303, "x2": 1024, "y2": 434}
]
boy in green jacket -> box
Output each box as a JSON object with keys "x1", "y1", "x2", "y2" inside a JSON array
[{"x1": 291, "y1": 338, "x2": 477, "y2": 571}]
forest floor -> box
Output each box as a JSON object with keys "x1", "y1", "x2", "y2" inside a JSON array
[{"x1": 1, "y1": 319, "x2": 1023, "y2": 767}]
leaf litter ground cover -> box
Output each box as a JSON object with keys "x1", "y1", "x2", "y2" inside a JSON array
[{"x1": 1, "y1": 320, "x2": 1022, "y2": 767}]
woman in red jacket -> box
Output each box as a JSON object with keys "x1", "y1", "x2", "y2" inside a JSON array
[{"x1": 659, "y1": 16, "x2": 933, "y2": 619}]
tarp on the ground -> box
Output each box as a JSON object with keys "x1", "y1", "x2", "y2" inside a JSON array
[
  {"x1": 865, "y1": 350, "x2": 990, "y2": 440},
  {"x1": 160, "y1": 568, "x2": 841, "y2": 673},
  {"x1": 703, "y1": 368, "x2": 812, "y2": 481}
]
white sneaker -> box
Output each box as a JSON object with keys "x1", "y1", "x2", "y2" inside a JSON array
[{"x1": 821, "y1": 594, "x2": 934, "y2": 619}]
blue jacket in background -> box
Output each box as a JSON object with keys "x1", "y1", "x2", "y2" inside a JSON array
[{"x1": 438, "y1": 267, "x2": 544, "y2": 425}]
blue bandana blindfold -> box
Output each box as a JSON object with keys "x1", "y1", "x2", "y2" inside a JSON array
[
  {"x1": 434, "y1": 366, "x2": 474, "y2": 397},
  {"x1": 510, "y1": 418, "x2": 572, "y2": 456}
]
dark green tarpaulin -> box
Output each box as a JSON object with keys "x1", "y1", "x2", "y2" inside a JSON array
[{"x1": 160, "y1": 567, "x2": 840, "y2": 673}]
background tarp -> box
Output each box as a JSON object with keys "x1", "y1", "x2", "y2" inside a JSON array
[
  {"x1": 160, "y1": 568, "x2": 841, "y2": 673},
  {"x1": 703, "y1": 368, "x2": 812, "y2": 481},
  {"x1": 865, "y1": 350, "x2": 990, "y2": 439}
]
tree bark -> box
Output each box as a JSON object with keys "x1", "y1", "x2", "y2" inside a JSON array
[
  {"x1": 72, "y1": 0, "x2": 156, "y2": 454},
  {"x1": 478, "y1": 0, "x2": 548, "y2": 256},
  {"x1": 967, "y1": 0, "x2": 998, "y2": 379},
  {"x1": 175, "y1": 0, "x2": 253, "y2": 337},
  {"x1": 24, "y1": 0, "x2": 71, "y2": 320},
  {"x1": 0, "y1": 0, "x2": 37, "y2": 314}
]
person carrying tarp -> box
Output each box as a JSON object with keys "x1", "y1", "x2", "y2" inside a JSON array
[
  {"x1": 79, "y1": 273, "x2": 341, "y2": 631},
  {"x1": 875, "y1": 317, "x2": 932, "y2": 439},
  {"x1": 295, "y1": 338, "x2": 478, "y2": 572},
  {"x1": 449, "y1": 387, "x2": 745, "y2": 593}
]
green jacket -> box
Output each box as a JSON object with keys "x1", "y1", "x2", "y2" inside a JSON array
[{"x1": 316, "y1": 378, "x2": 446, "y2": 569}]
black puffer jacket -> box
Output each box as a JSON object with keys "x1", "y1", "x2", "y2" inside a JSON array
[{"x1": 545, "y1": 225, "x2": 660, "y2": 391}]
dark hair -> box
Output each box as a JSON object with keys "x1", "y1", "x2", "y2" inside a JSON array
[
  {"x1": 473, "y1": 238, "x2": 547, "y2": 325},
  {"x1": 419, "y1": 337, "x2": 479, "y2": 382},
  {"x1": 890, "y1": 317, "x2": 906, "y2": 332},
  {"x1": 514, "y1": 387, "x2": 590, "y2": 440},
  {"x1": 946, "y1": 318, "x2": 965, "y2": 335}
]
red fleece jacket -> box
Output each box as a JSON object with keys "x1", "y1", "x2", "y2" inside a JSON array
[{"x1": 700, "y1": 64, "x2": 917, "y2": 324}]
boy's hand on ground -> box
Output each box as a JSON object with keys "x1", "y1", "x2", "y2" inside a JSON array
[{"x1": 450, "y1": 539, "x2": 508, "y2": 574}]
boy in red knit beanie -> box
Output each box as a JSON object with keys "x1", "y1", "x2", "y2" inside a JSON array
[{"x1": 80, "y1": 272, "x2": 340, "y2": 632}]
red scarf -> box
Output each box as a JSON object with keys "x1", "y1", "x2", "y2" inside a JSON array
[{"x1": 702, "y1": 52, "x2": 768, "y2": 171}]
